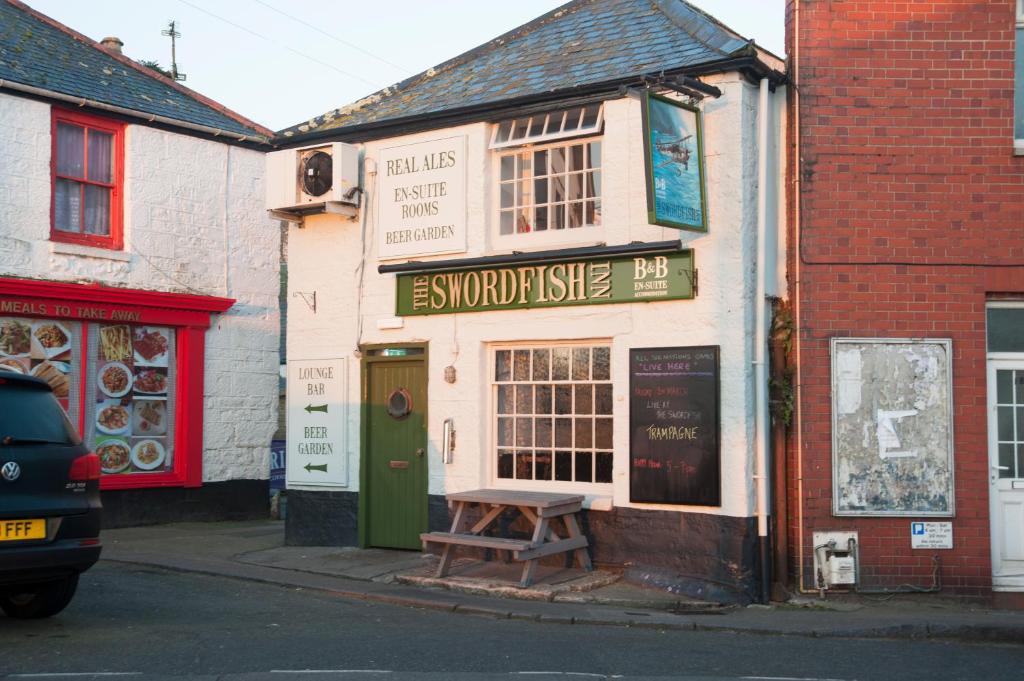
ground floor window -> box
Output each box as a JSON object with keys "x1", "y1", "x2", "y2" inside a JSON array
[{"x1": 493, "y1": 344, "x2": 613, "y2": 484}]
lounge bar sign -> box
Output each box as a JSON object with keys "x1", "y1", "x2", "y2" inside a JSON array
[
  {"x1": 395, "y1": 250, "x2": 695, "y2": 316},
  {"x1": 378, "y1": 136, "x2": 467, "y2": 260},
  {"x1": 286, "y1": 358, "x2": 347, "y2": 487},
  {"x1": 629, "y1": 346, "x2": 720, "y2": 506}
]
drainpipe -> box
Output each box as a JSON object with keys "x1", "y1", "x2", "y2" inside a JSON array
[{"x1": 754, "y1": 76, "x2": 771, "y2": 604}]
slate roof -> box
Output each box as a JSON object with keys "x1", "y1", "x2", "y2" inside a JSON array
[
  {"x1": 0, "y1": 0, "x2": 272, "y2": 140},
  {"x1": 279, "y1": 0, "x2": 780, "y2": 138}
]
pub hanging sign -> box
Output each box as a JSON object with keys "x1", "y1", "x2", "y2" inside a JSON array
[
  {"x1": 642, "y1": 92, "x2": 708, "y2": 232},
  {"x1": 394, "y1": 250, "x2": 695, "y2": 316}
]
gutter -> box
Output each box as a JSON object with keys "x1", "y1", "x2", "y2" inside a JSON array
[
  {"x1": 276, "y1": 56, "x2": 785, "y2": 149},
  {"x1": 378, "y1": 240, "x2": 686, "y2": 275},
  {"x1": 0, "y1": 78, "x2": 271, "y2": 146},
  {"x1": 754, "y1": 77, "x2": 772, "y2": 604}
]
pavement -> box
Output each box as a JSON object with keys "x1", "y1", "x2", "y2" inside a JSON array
[{"x1": 100, "y1": 519, "x2": 1024, "y2": 644}]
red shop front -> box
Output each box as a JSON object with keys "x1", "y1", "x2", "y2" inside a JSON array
[{"x1": 0, "y1": 277, "x2": 233, "y2": 492}]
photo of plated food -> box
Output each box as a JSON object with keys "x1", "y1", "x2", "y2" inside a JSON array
[
  {"x1": 133, "y1": 367, "x2": 168, "y2": 395},
  {"x1": 132, "y1": 399, "x2": 166, "y2": 436},
  {"x1": 130, "y1": 439, "x2": 166, "y2": 471},
  {"x1": 31, "y1": 321, "x2": 71, "y2": 358},
  {"x1": 133, "y1": 326, "x2": 170, "y2": 367},
  {"x1": 96, "y1": 400, "x2": 131, "y2": 435},
  {"x1": 0, "y1": 357, "x2": 28, "y2": 373},
  {"x1": 0, "y1": 319, "x2": 32, "y2": 357},
  {"x1": 31, "y1": 360, "x2": 70, "y2": 398},
  {"x1": 98, "y1": 362, "x2": 133, "y2": 398},
  {"x1": 97, "y1": 439, "x2": 131, "y2": 474},
  {"x1": 99, "y1": 324, "x2": 132, "y2": 362}
]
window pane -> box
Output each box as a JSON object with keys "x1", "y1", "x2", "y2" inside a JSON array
[
  {"x1": 495, "y1": 121, "x2": 512, "y2": 145},
  {"x1": 585, "y1": 171, "x2": 599, "y2": 198},
  {"x1": 516, "y1": 418, "x2": 533, "y2": 447},
  {"x1": 532, "y1": 349, "x2": 550, "y2": 380},
  {"x1": 569, "y1": 144, "x2": 584, "y2": 171},
  {"x1": 575, "y1": 451, "x2": 592, "y2": 482},
  {"x1": 575, "y1": 418, "x2": 593, "y2": 448},
  {"x1": 534, "y1": 150, "x2": 548, "y2": 176},
  {"x1": 516, "y1": 451, "x2": 533, "y2": 479},
  {"x1": 1000, "y1": 444, "x2": 1015, "y2": 478},
  {"x1": 582, "y1": 104, "x2": 601, "y2": 129},
  {"x1": 552, "y1": 203, "x2": 565, "y2": 230},
  {"x1": 535, "y1": 384, "x2": 552, "y2": 413},
  {"x1": 595, "y1": 384, "x2": 613, "y2": 414},
  {"x1": 555, "y1": 385, "x2": 572, "y2": 414},
  {"x1": 552, "y1": 348, "x2": 570, "y2": 380},
  {"x1": 1016, "y1": 26, "x2": 1023, "y2": 139},
  {"x1": 574, "y1": 384, "x2": 592, "y2": 414},
  {"x1": 988, "y1": 308, "x2": 1024, "y2": 352},
  {"x1": 591, "y1": 199, "x2": 602, "y2": 226},
  {"x1": 595, "y1": 452, "x2": 613, "y2": 483},
  {"x1": 555, "y1": 417, "x2": 572, "y2": 447},
  {"x1": 568, "y1": 201, "x2": 584, "y2": 229},
  {"x1": 497, "y1": 417, "x2": 513, "y2": 446},
  {"x1": 515, "y1": 384, "x2": 533, "y2": 414},
  {"x1": 512, "y1": 118, "x2": 529, "y2": 141},
  {"x1": 549, "y1": 146, "x2": 566, "y2": 174},
  {"x1": 595, "y1": 417, "x2": 613, "y2": 449},
  {"x1": 513, "y1": 349, "x2": 530, "y2": 381},
  {"x1": 535, "y1": 451, "x2": 553, "y2": 480},
  {"x1": 572, "y1": 347, "x2": 590, "y2": 380},
  {"x1": 56, "y1": 122, "x2": 85, "y2": 177},
  {"x1": 528, "y1": 114, "x2": 546, "y2": 136},
  {"x1": 495, "y1": 350, "x2": 511, "y2": 381},
  {"x1": 534, "y1": 177, "x2": 548, "y2": 204},
  {"x1": 587, "y1": 141, "x2": 602, "y2": 169},
  {"x1": 500, "y1": 154, "x2": 515, "y2": 181},
  {"x1": 999, "y1": 407, "x2": 1015, "y2": 441},
  {"x1": 87, "y1": 130, "x2": 113, "y2": 183},
  {"x1": 555, "y1": 450, "x2": 572, "y2": 480},
  {"x1": 500, "y1": 210, "x2": 514, "y2": 235},
  {"x1": 54, "y1": 178, "x2": 82, "y2": 232},
  {"x1": 535, "y1": 417, "x2": 552, "y2": 447},
  {"x1": 535, "y1": 206, "x2": 548, "y2": 232},
  {"x1": 498, "y1": 449, "x2": 514, "y2": 478},
  {"x1": 593, "y1": 347, "x2": 610, "y2": 380},
  {"x1": 518, "y1": 151, "x2": 532, "y2": 174},
  {"x1": 1018, "y1": 371, "x2": 1024, "y2": 404},
  {"x1": 83, "y1": 185, "x2": 111, "y2": 235},
  {"x1": 567, "y1": 172, "x2": 584, "y2": 201},
  {"x1": 500, "y1": 182, "x2": 514, "y2": 208},
  {"x1": 517, "y1": 208, "x2": 532, "y2": 233},
  {"x1": 551, "y1": 174, "x2": 566, "y2": 205},
  {"x1": 497, "y1": 385, "x2": 513, "y2": 414},
  {"x1": 563, "y1": 107, "x2": 581, "y2": 132}
]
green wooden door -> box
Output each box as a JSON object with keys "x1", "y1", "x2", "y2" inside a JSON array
[{"x1": 365, "y1": 356, "x2": 427, "y2": 549}]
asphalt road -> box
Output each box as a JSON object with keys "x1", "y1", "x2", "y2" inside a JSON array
[{"x1": 0, "y1": 563, "x2": 1021, "y2": 680}]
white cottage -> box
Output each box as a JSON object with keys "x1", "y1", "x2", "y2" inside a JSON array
[
  {"x1": 276, "y1": 0, "x2": 785, "y2": 602},
  {"x1": 0, "y1": 1, "x2": 279, "y2": 524}
]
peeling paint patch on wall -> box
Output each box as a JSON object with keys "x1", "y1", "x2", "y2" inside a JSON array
[{"x1": 831, "y1": 338, "x2": 954, "y2": 516}]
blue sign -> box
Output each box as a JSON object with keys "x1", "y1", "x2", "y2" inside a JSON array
[
  {"x1": 270, "y1": 439, "x2": 286, "y2": 492},
  {"x1": 642, "y1": 92, "x2": 708, "y2": 232},
  {"x1": 911, "y1": 522, "x2": 925, "y2": 535}
]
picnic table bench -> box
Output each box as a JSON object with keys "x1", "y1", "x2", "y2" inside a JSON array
[{"x1": 420, "y1": 488, "x2": 593, "y2": 587}]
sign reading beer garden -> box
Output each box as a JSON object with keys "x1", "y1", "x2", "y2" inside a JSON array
[{"x1": 395, "y1": 250, "x2": 695, "y2": 316}]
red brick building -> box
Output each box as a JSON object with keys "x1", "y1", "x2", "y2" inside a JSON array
[{"x1": 784, "y1": 1, "x2": 1024, "y2": 606}]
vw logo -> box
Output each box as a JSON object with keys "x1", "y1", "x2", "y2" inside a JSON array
[{"x1": 1, "y1": 461, "x2": 20, "y2": 482}]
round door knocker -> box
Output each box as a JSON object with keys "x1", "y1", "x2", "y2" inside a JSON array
[{"x1": 386, "y1": 387, "x2": 413, "y2": 420}]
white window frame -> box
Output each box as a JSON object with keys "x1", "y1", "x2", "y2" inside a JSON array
[
  {"x1": 490, "y1": 135, "x2": 608, "y2": 252},
  {"x1": 489, "y1": 104, "x2": 604, "y2": 149},
  {"x1": 1016, "y1": 0, "x2": 1023, "y2": 154},
  {"x1": 488, "y1": 340, "x2": 614, "y2": 496},
  {"x1": 987, "y1": 300, "x2": 1024, "y2": 360}
]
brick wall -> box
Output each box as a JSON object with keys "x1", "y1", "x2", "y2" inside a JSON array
[{"x1": 786, "y1": 0, "x2": 1024, "y2": 597}]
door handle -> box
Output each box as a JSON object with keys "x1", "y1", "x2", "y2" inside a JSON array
[
  {"x1": 415, "y1": 448, "x2": 425, "y2": 458},
  {"x1": 993, "y1": 465, "x2": 1010, "y2": 471}
]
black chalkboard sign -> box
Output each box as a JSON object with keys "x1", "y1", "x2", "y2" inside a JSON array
[{"x1": 629, "y1": 346, "x2": 720, "y2": 506}]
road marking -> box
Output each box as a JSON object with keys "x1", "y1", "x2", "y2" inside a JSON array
[
  {"x1": 10, "y1": 675, "x2": 143, "y2": 678},
  {"x1": 513, "y1": 674, "x2": 618, "y2": 679},
  {"x1": 270, "y1": 671, "x2": 393, "y2": 675},
  {"x1": 742, "y1": 677, "x2": 852, "y2": 681}
]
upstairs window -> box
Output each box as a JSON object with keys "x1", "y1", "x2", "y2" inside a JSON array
[
  {"x1": 490, "y1": 104, "x2": 603, "y2": 149},
  {"x1": 1017, "y1": 1, "x2": 1023, "y2": 153},
  {"x1": 51, "y1": 109, "x2": 124, "y2": 249}
]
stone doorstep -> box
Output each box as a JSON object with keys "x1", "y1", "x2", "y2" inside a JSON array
[{"x1": 395, "y1": 555, "x2": 621, "y2": 602}]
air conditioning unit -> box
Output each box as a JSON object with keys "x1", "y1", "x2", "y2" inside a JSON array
[{"x1": 265, "y1": 142, "x2": 359, "y2": 220}]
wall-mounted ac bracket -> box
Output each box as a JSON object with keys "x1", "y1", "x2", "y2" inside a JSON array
[{"x1": 269, "y1": 201, "x2": 359, "y2": 225}]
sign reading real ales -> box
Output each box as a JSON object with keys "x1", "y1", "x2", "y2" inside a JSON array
[
  {"x1": 378, "y1": 136, "x2": 467, "y2": 259},
  {"x1": 629, "y1": 346, "x2": 720, "y2": 506},
  {"x1": 395, "y1": 250, "x2": 695, "y2": 316}
]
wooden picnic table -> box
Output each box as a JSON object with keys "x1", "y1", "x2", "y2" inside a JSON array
[{"x1": 420, "y1": 488, "x2": 593, "y2": 587}]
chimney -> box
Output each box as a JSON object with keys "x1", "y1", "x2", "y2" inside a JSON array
[{"x1": 100, "y1": 36, "x2": 124, "y2": 54}]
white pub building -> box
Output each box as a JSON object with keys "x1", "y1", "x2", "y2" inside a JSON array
[{"x1": 273, "y1": 0, "x2": 786, "y2": 602}]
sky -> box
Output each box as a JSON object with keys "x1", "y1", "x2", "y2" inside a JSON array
[{"x1": 25, "y1": 0, "x2": 785, "y2": 132}]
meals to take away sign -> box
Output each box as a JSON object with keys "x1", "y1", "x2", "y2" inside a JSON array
[{"x1": 286, "y1": 359, "x2": 347, "y2": 487}]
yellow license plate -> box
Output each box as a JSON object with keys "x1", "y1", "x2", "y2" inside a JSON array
[{"x1": 0, "y1": 519, "x2": 45, "y2": 541}]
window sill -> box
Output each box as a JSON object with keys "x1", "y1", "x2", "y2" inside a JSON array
[
  {"x1": 584, "y1": 495, "x2": 613, "y2": 511},
  {"x1": 1014, "y1": 142, "x2": 1024, "y2": 157},
  {"x1": 50, "y1": 241, "x2": 131, "y2": 262}
]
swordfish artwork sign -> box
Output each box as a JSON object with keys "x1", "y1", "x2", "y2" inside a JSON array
[
  {"x1": 394, "y1": 250, "x2": 695, "y2": 316},
  {"x1": 286, "y1": 359, "x2": 348, "y2": 487}
]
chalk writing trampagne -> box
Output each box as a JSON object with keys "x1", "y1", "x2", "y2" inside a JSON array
[{"x1": 645, "y1": 424, "x2": 700, "y2": 440}]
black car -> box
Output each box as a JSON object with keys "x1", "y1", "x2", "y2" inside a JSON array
[{"x1": 0, "y1": 371, "x2": 101, "y2": 618}]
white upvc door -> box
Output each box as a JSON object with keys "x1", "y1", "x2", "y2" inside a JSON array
[{"x1": 988, "y1": 360, "x2": 1024, "y2": 590}]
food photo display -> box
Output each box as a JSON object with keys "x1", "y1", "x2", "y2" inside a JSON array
[
  {"x1": 91, "y1": 323, "x2": 174, "y2": 476},
  {"x1": 0, "y1": 316, "x2": 77, "y2": 415}
]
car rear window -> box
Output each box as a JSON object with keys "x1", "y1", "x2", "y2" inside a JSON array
[{"x1": 0, "y1": 379, "x2": 80, "y2": 445}]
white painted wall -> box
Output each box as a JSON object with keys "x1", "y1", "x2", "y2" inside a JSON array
[
  {"x1": 0, "y1": 92, "x2": 279, "y2": 483},
  {"x1": 287, "y1": 73, "x2": 785, "y2": 519}
]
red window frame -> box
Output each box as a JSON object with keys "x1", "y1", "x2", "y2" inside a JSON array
[
  {"x1": 0, "y1": 277, "x2": 234, "y2": 490},
  {"x1": 50, "y1": 108, "x2": 125, "y2": 250}
]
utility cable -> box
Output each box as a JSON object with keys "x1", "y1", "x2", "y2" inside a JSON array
[
  {"x1": 177, "y1": 0, "x2": 383, "y2": 90},
  {"x1": 250, "y1": 0, "x2": 413, "y2": 75}
]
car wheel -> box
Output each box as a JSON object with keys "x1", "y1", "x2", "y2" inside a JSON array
[{"x1": 0, "y1": 574, "x2": 80, "y2": 619}]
